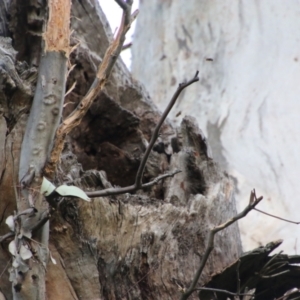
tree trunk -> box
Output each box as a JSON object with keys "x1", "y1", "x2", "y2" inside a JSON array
[
  {"x1": 131, "y1": 0, "x2": 300, "y2": 252},
  {"x1": 0, "y1": 0, "x2": 242, "y2": 299}
]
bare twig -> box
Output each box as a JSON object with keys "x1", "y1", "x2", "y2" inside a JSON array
[
  {"x1": 115, "y1": 0, "x2": 128, "y2": 11},
  {"x1": 86, "y1": 71, "x2": 199, "y2": 198},
  {"x1": 140, "y1": 170, "x2": 181, "y2": 188},
  {"x1": 0, "y1": 232, "x2": 14, "y2": 243},
  {"x1": 239, "y1": 249, "x2": 285, "y2": 292},
  {"x1": 253, "y1": 250, "x2": 290, "y2": 279},
  {"x1": 180, "y1": 189, "x2": 263, "y2": 300},
  {"x1": 275, "y1": 288, "x2": 299, "y2": 300},
  {"x1": 15, "y1": 208, "x2": 37, "y2": 219},
  {"x1": 136, "y1": 71, "x2": 199, "y2": 188},
  {"x1": 236, "y1": 259, "x2": 241, "y2": 295},
  {"x1": 0, "y1": 258, "x2": 12, "y2": 279},
  {"x1": 122, "y1": 42, "x2": 132, "y2": 51},
  {"x1": 259, "y1": 270, "x2": 290, "y2": 278},
  {"x1": 86, "y1": 170, "x2": 181, "y2": 197},
  {"x1": 30, "y1": 209, "x2": 51, "y2": 234},
  {"x1": 191, "y1": 287, "x2": 253, "y2": 298},
  {"x1": 254, "y1": 208, "x2": 300, "y2": 224},
  {"x1": 259, "y1": 250, "x2": 283, "y2": 272},
  {"x1": 45, "y1": 0, "x2": 138, "y2": 178},
  {"x1": 0, "y1": 209, "x2": 50, "y2": 244}
]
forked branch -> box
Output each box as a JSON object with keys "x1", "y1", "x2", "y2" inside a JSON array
[
  {"x1": 87, "y1": 170, "x2": 181, "y2": 197},
  {"x1": 44, "y1": 0, "x2": 138, "y2": 178},
  {"x1": 86, "y1": 72, "x2": 199, "y2": 198},
  {"x1": 180, "y1": 189, "x2": 263, "y2": 300}
]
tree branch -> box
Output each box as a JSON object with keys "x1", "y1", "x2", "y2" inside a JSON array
[
  {"x1": 135, "y1": 71, "x2": 199, "y2": 188},
  {"x1": 86, "y1": 71, "x2": 199, "y2": 198},
  {"x1": 115, "y1": 0, "x2": 128, "y2": 11},
  {"x1": 191, "y1": 287, "x2": 254, "y2": 298},
  {"x1": 180, "y1": 189, "x2": 263, "y2": 300},
  {"x1": 122, "y1": 42, "x2": 132, "y2": 51},
  {"x1": 140, "y1": 170, "x2": 181, "y2": 188},
  {"x1": 45, "y1": 0, "x2": 138, "y2": 178},
  {"x1": 275, "y1": 288, "x2": 300, "y2": 300},
  {"x1": 255, "y1": 208, "x2": 300, "y2": 224},
  {"x1": 30, "y1": 209, "x2": 51, "y2": 234},
  {"x1": 86, "y1": 170, "x2": 181, "y2": 197},
  {"x1": 0, "y1": 232, "x2": 14, "y2": 243}
]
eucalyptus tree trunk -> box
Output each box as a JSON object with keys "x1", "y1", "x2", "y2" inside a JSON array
[
  {"x1": 0, "y1": 0, "x2": 242, "y2": 299},
  {"x1": 131, "y1": 0, "x2": 300, "y2": 252}
]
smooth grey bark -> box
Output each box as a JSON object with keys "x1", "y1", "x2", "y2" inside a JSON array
[
  {"x1": 14, "y1": 50, "x2": 67, "y2": 300},
  {"x1": 19, "y1": 52, "x2": 67, "y2": 183},
  {"x1": 13, "y1": 0, "x2": 69, "y2": 296},
  {"x1": 1, "y1": 0, "x2": 68, "y2": 299},
  {"x1": 0, "y1": 0, "x2": 10, "y2": 37}
]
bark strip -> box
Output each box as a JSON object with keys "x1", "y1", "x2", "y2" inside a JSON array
[
  {"x1": 43, "y1": 0, "x2": 71, "y2": 54},
  {"x1": 15, "y1": 0, "x2": 71, "y2": 299},
  {"x1": 45, "y1": 1, "x2": 138, "y2": 178}
]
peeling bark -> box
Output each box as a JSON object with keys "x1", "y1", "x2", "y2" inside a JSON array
[{"x1": 12, "y1": 0, "x2": 70, "y2": 298}]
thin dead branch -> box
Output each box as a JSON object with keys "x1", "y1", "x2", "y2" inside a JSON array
[
  {"x1": 140, "y1": 170, "x2": 181, "y2": 188},
  {"x1": 0, "y1": 258, "x2": 12, "y2": 280},
  {"x1": 86, "y1": 170, "x2": 181, "y2": 197},
  {"x1": 192, "y1": 287, "x2": 253, "y2": 298},
  {"x1": 64, "y1": 81, "x2": 77, "y2": 98},
  {"x1": 180, "y1": 189, "x2": 263, "y2": 300},
  {"x1": 115, "y1": 0, "x2": 128, "y2": 11},
  {"x1": 122, "y1": 42, "x2": 132, "y2": 51},
  {"x1": 236, "y1": 258, "x2": 241, "y2": 295},
  {"x1": 86, "y1": 71, "x2": 199, "y2": 198},
  {"x1": 30, "y1": 209, "x2": 51, "y2": 233},
  {"x1": 45, "y1": 0, "x2": 138, "y2": 178},
  {"x1": 0, "y1": 232, "x2": 14, "y2": 243},
  {"x1": 254, "y1": 208, "x2": 300, "y2": 224},
  {"x1": 275, "y1": 288, "x2": 300, "y2": 300},
  {"x1": 135, "y1": 71, "x2": 199, "y2": 188}
]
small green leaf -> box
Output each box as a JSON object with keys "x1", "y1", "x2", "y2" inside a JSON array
[
  {"x1": 41, "y1": 177, "x2": 56, "y2": 196},
  {"x1": 56, "y1": 185, "x2": 90, "y2": 201}
]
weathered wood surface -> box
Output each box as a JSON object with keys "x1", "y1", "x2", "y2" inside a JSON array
[
  {"x1": 201, "y1": 240, "x2": 300, "y2": 300},
  {"x1": 131, "y1": 0, "x2": 300, "y2": 253},
  {"x1": 0, "y1": 0, "x2": 242, "y2": 299}
]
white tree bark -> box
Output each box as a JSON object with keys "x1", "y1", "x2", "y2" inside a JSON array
[{"x1": 132, "y1": 0, "x2": 300, "y2": 252}]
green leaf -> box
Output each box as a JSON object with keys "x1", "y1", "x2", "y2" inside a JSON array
[
  {"x1": 41, "y1": 177, "x2": 56, "y2": 196},
  {"x1": 56, "y1": 185, "x2": 90, "y2": 202}
]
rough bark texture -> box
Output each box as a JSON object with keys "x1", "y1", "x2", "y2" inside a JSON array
[{"x1": 0, "y1": 0, "x2": 242, "y2": 299}]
